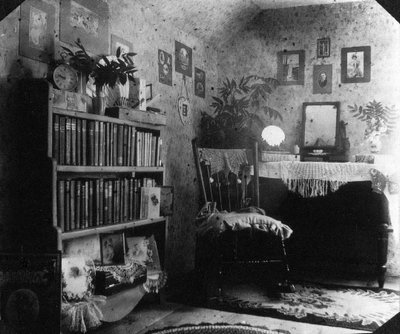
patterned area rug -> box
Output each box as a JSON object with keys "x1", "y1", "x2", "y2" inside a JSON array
[
  {"x1": 204, "y1": 283, "x2": 400, "y2": 331},
  {"x1": 145, "y1": 323, "x2": 291, "y2": 334}
]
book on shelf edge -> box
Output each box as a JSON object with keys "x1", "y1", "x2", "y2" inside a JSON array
[{"x1": 140, "y1": 187, "x2": 161, "y2": 219}]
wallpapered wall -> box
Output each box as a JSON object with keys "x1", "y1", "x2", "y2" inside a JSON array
[
  {"x1": 216, "y1": 1, "x2": 400, "y2": 275},
  {"x1": 0, "y1": 0, "x2": 218, "y2": 275}
]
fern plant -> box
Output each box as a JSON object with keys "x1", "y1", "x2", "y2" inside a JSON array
[
  {"x1": 200, "y1": 75, "x2": 282, "y2": 148},
  {"x1": 348, "y1": 100, "x2": 398, "y2": 140}
]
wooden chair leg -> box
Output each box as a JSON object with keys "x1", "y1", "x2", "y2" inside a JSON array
[{"x1": 279, "y1": 238, "x2": 296, "y2": 293}]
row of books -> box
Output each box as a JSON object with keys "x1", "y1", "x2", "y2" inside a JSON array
[
  {"x1": 52, "y1": 115, "x2": 162, "y2": 167},
  {"x1": 57, "y1": 177, "x2": 158, "y2": 232}
]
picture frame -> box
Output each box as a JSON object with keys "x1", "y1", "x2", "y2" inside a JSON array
[
  {"x1": 341, "y1": 46, "x2": 371, "y2": 83},
  {"x1": 111, "y1": 34, "x2": 132, "y2": 55},
  {"x1": 158, "y1": 49, "x2": 172, "y2": 86},
  {"x1": 277, "y1": 50, "x2": 305, "y2": 85},
  {"x1": 175, "y1": 41, "x2": 192, "y2": 77},
  {"x1": 100, "y1": 232, "x2": 126, "y2": 266},
  {"x1": 60, "y1": 0, "x2": 109, "y2": 55},
  {"x1": 317, "y1": 38, "x2": 330, "y2": 58},
  {"x1": 146, "y1": 84, "x2": 153, "y2": 101},
  {"x1": 194, "y1": 67, "x2": 206, "y2": 98},
  {"x1": 63, "y1": 235, "x2": 101, "y2": 265},
  {"x1": 19, "y1": 0, "x2": 55, "y2": 63},
  {"x1": 313, "y1": 64, "x2": 332, "y2": 94},
  {"x1": 0, "y1": 252, "x2": 61, "y2": 333}
]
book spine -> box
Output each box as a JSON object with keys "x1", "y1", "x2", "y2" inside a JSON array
[
  {"x1": 94, "y1": 121, "x2": 99, "y2": 166},
  {"x1": 103, "y1": 180, "x2": 109, "y2": 225},
  {"x1": 117, "y1": 124, "x2": 123, "y2": 166},
  {"x1": 71, "y1": 118, "x2": 77, "y2": 165},
  {"x1": 127, "y1": 127, "x2": 132, "y2": 167},
  {"x1": 76, "y1": 179, "x2": 81, "y2": 230},
  {"x1": 53, "y1": 114, "x2": 60, "y2": 162},
  {"x1": 108, "y1": 181, "x2": 113, "y2": 224},
  {"x1": 57, "y1": 180, "x2": 65, "y2": 232},
  {"x1": 131, "y1": 128, "x2": 136, "y2": 166},
  {"x1": 59, "y1": 117, "x2": 66, "y2": 165},
  {"x1": 112, "y1": 124, "x2": 118, "y2": 166},
  {"x1": 65, "y1": 118, "x2": 71, "y2": 165},
  {"x1": 82, "y1": 119, "x2": 87, "y2": 165},
  {"x1": 88, "y1": 180, "x2": 93, "y2": 227},
  {"x1": 65, "y1": 180, "x2": 71, "y2": 231},
  {"x1": 70, "y1": 180, "x2": 75, "y2": 230},
  {"x1": 99, "y1": 178, "x2": 104, "y2": 225},
  {"x1": 76, "y1": 118, "x2": 81, "y2": 166},
  {"x1": 99, "y1": 121, "x2": 104, "y2": 166}
]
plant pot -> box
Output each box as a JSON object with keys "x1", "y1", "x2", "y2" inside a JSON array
[{"x1": 92, "y1": 96, "x2": 106, "y2": 115}]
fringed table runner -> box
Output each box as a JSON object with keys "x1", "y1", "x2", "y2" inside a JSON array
[{"x1": 259, "y1": 161, "x2": 396, "y2": 198}]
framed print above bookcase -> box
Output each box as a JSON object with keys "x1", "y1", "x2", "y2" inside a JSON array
[{"x1": 60, "y1": 0, "x2": 109, "y2": 55}]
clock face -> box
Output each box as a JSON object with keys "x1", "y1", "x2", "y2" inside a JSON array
[{"x1": 53, "y1": 64, "x2": 78, "y2": 91}]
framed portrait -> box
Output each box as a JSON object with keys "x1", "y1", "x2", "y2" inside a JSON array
[
  {"x1": 317, "y1": 38, "x2": 330, "y2": 58},
  {"x1": 175, "y1": 41, "x2": 192, "y2": 77},
  {"x1": 341, "y1": 46, "x2": 371, "y2": 83},
  {"x1": 0, "y1": 252, "x2": 61, "y2": 333},
  {"x1": 313, "y1": 64, "x2": 332, "y2": 94},
  {"x1": 194, "y1": 67, "x2": 206, "y2": 98},
  {"x1": 277, "y1": 50, "x2": 305, "y2": 85},
  {"x1": 158, "y1": 49, "x2": 172, "y2": 86},
  {"x1": 63, "y1": 235, "x2": 101, "y2": 265},
  {"x1": 60, "y1": 0, "x2": 109, "y2": 55},
  {"x1": 160, "y1": 186, "x2": 174, "y2": 216},
  {"x1": 100, "y1": 232, "x2": 126, "y2": 266},
  {"x1": 111, "y1": 34, "x2": 132, "y2": 55},
  {"x1": 19, "y1": 0, "x2": 55, "y2": 63}
]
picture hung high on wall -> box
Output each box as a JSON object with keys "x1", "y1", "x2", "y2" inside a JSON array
[
  {"x1": 277, "y1": 50, "x2": 305, "y2": 85},
  {"x1": 111, "y1": 34, "x2": 133, "y2": 55},
  {"x1": 158, "y1": 49, "x2": 172, "y2": 86},
  {"x1": 175, "y1": 41, "x2": 192, "y2": 77},
  {"x1": 313, "y1": 64, "x2": 332, "y2": 94},
  {"x1": 60, "y1": 0, "x2": 109, "y2": 55},
  {"x1": 341, "y1": 46, "x2": 371, "y2": 83},
  {"x1": 194, "y1": 67, "x2": 206, "y2": 98},
  {"x1": 19, "y1": 0, "x2": 55, "y2": 63},
  {"x1": 317, "y1": 37, "x2": 330, "y2": 58}
]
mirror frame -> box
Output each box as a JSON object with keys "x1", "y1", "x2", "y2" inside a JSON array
[{"x1": 301, "y1": 102, "x2": 340, "y2": 153}]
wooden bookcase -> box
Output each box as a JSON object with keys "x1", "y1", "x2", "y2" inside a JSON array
[{"x1": 16, "y1": 79, "x2": 168, "y2": 273}]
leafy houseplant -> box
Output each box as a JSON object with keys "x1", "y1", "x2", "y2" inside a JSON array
[
  {"x1": 62, "y1": 40, "x2": 137, "y2": 104},
  {"x1": 348, "y1": 100, "x2": 398, "y2": 152},
  {"x1": 200, "y1": 75, "x2": 282, "y2": 148}
]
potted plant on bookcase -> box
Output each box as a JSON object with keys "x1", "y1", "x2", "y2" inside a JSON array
[{"x1": 62, "y1": 40, "x2": 137, "y2": 114}]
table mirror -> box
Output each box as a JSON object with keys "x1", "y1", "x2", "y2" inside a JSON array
[{"x1": 302, "y1": 102, "x2": 340, "y2": 153}]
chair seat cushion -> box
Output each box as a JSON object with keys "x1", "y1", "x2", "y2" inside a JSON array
[{"x1": 197, "y1": 210, "x2": 293, "y2": 240}]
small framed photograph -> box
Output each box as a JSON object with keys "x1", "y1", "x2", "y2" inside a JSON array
[
  {"x1": 100, "y1": 232, "x2": 126, "y2": 266},
  {"x1": 158, "y1": 49, "x2": 172, "y2": 86},
  {"x1": 317, "y1": 38, "x2": 330, "y2": 58},
  {"x1": 313, "y1": 64, "x2": 332, "y2": 94},
  {"x1": 19, "y1": 0, "x2": 56, "y2": 63},
  {"x1": 146, "y1": 84, "x2": 153, "y2": 101},
  {"x1": 277, "y1": 50, "x2": 305, "y2": 85},
  {"x1": 194, "y1": 67, "x2": 206, "y2": 98},
  {"x1": 341, "y1": 46, "x2": 371, "y2": 83}
]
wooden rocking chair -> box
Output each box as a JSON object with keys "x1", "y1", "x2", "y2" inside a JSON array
[{"x1": 192, "y1": 138, "x2": 295, "y2": 299}]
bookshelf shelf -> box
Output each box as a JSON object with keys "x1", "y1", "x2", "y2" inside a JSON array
[
  {"x1": 61, "y1": 217, "x2": 166, "y2": 240},
  {"x1": 57, "y1": 165, "x2": 164, "y2": 173}
]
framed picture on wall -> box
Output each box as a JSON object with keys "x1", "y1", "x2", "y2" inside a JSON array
[
  {"x1": 341, "y1": 46, "x2": 371, "y2": 83},
  {"x1": 175, "y1": 41, "x2": 192, "y2": 77},
  {"x1": 313, "y1": 64, "x2": 332, "y2": 94},
  {"x1": 158, "y1": 49, "x2": 172, "y2": 86},
  {"x1": 277, "y1": 50, "x2": 305, "y2": 85},
  {"x1": 317, "y1": 37, "x2": 330, "y2": 58},
  {"x1": 60, "y1": 0, "x2": 109, "y2": 55},
  {"x1": 194, "y1": 67, "x2": 205, "y2": 98},
  {"x1": 111, "y1": 34, "x2": 132, "y2": 55},
  {"x1": 19, "y1": 0, "x2": 56, "y2": 63}
]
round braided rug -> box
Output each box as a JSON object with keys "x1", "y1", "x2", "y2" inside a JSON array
[{"x1": 145, "y1": 323, "x2": 290, "y2": 334}]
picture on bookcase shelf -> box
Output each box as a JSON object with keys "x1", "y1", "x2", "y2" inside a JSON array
[
  {"x1": 100, "y1": 232, "x2": 126, "y2": 266},
  {"x1": 19, "y1": 0, "x2": 55, "y2": 63},
  {"x1": 63, "y1": 235, "x2": 101, "y2": 265}
]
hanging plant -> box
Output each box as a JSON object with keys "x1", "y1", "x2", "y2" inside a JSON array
[{"x1": 200, "y1": 75, "x2": 282, "y2": 148}]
